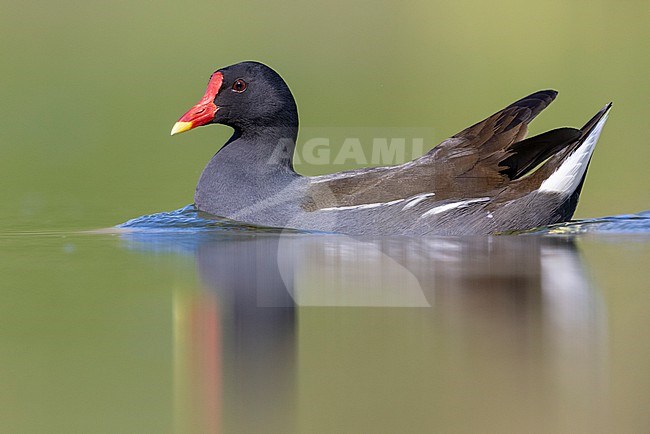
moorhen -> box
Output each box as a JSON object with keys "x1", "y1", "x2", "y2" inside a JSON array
[{"x1": 171, "y1": 61, "x2": 610, "y2": 235}]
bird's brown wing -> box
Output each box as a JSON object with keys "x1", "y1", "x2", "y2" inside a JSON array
[{"x1": 304, "y1": 90, "x2": 561, "y2": 211}]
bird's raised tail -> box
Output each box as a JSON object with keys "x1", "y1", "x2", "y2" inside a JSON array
[
  {"x1": 500, "y1": 103, "x2": 611, "y2": 220},
  {"x1": 536, "y1": 102, "x2": 611, "y2": 195}
]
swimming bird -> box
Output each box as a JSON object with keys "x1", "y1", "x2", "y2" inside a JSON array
[{"x1": 171, "y1": 61, "x2": 610, "y2": 235}]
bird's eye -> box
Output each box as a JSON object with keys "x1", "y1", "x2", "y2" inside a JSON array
[{"x1": 232, "y1": 79, "x2": 247, "y2": 93}]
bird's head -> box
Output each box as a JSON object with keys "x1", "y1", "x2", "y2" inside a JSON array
[{"x1": 171, "y1": 61, "x2": 297, "y2": 136}]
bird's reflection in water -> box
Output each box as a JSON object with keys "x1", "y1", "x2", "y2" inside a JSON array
[
  {"x1": 122, "y1": 230, "x2": 608, "y2": 432},
  {"x1": 195, "y1": 237, "x2": 296, "y2": 433}
]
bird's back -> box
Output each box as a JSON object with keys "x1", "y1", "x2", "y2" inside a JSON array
[{"x1": 298, "y1": 91, "x2": 610, "y2": 235}]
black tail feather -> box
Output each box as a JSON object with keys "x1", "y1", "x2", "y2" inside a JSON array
[
  {"x1": 580, "y1": 102, "x2": 613, "y2": 138},
  {"x1": 500, "y1": 127, "x2": 581, "y2": 179}
]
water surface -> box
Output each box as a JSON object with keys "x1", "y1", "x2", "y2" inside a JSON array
[{"x1": 2, "y1": 211, "x2": 649, "y2": 432}]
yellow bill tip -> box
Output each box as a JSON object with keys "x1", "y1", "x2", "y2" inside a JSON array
[{"x1": 170, "y1": 121, "x2": 193, "y2": 136}]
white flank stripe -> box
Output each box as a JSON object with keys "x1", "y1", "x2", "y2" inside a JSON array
[
  {"x1": 402, "y1": 193, "x2": 436, "y2": 210},
  {"x1": 319, "y1": 198, "x2": 405, "y2": 212},
  {"x1": 539, "y1": 110, "x2": 610, "y2": 194},
  {"x1": 420, "y1": 198, "x2": 490, "y2": 218}
]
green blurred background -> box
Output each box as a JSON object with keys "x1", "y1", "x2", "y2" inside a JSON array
[{"x1": 1, "y1": 0, "x2": 648, "y2": 231}]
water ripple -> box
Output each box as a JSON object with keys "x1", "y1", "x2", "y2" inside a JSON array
[
  {"x1": 530, "y1": 210, "x2": 650, "y2": 235},
  {"x1": 118, "y1": 205, "x2": 650, "y2": 235},
  {"x1": 118, "y1": 204, "x2": 289, "y2": 233}
]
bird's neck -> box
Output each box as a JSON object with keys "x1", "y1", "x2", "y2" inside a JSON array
[
  {"x1": 227, "y1": 122, "x2": 299, "y2": 171},
  {"x1": 194, "y1": 123, "x2": 302, "y2": 216}
]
